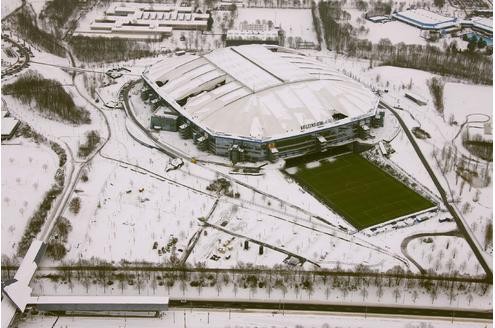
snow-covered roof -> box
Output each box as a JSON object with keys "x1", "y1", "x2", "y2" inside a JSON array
[
  {"x1": 31, "y1": 296, "x2": 169, "y2": 305},
  {"x1": 393, "y1": 9, "x2": 457, "y2": 29},
  {"x1": 470, "y1": 17, "x2": 493, "y2": 33},
  {"x1": 2, "y1": 240, "x2": 45, "y2": 313},
  {"x1": 143, "y1": 45, "x2": 379, "y2": 142},
  {"x1": 1, "y1": 117, "x2": 19, "y2": 136}
]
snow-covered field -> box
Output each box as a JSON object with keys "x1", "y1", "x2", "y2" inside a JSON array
[
  {"x1": 407, "y1": 235, "x2": 482, "y2": 275},
  {"x1": 58, "y1": 155, "x2": 216, "y2": 264},
  {"x1": 188, "y1": 200, "x2": 405, "y2": 270},
  {"x1": 26, "y1": 0, "x2": 48, "y2": 16},
  {"x1": 1, "y1": 138, "x2": 59, "y2": 258},
  {"x1": 1, "y1": 0, "x2": 22, "y2": 19},
  {"x1": 236, "y1": 8, "x2": 317, "y2": 43},
  {"x1": 16, "y1": 310, "x2": 492, "y2": 328}
]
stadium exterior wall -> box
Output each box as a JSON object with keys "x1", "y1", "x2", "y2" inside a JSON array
[{"x1": 143, "y1": 80, "x2": 375, "y2": 162}]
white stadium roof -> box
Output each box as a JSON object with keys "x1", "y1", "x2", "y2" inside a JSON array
[{"x1": 143, "y1": 45, "x2": 379, "y2": 142}]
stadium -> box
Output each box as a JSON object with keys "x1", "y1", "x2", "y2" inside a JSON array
[{"x1": 142, "y1": 44, "x2": 381, "y2": 162}]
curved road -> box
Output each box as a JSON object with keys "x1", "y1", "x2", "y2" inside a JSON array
[{"x1": 400, "y1": 230, "x2": 463, "y2": 274}]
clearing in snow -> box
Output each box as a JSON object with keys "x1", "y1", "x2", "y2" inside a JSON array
[{"x1": 288, "y1": 153, "x2": 435, "y2": 230}]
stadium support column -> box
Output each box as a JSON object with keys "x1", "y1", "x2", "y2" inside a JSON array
[
  {"x1": 228, "y1": 145, "x2": 245, "y2": 164},
  {"x1": 267, "y1": 143, "x2": 279, "y2": 162}
]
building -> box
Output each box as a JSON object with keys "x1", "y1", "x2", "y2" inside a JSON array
[
  {"x1": 226, "y1": 28, "x2": 281, "y2": 46},
  {"x1": 142, "y1": 44, "x2": 379, "y2": 162},
  {"x1": 392, "y1": 9, "x2": 459, "y2": 31},
  {"x1": 31, "y1": 296, "x2": 169, "y2": 314},
  {"x1": 150, "y1": 106, "x2": 179, "y2": 131},
  {"x1": 393, "y1": 9, "x2": 493, "y2": 39},
  {"x1": 365, "y1": 15, "x2": 392, "y2": 23},
  {"x1": 404, "y1": 92, "x2": 427, "y2": 106},
  {"x1": 464, "y1": 17, "x2": 493, "y2": 36},
  {"x1": 75, "y1": 2, "x2": 209, "y2": 39},
  {"x1": 1, "y1": 110, "x2": 20, "y2": 141},
  {"x1": 226, "y1": 22, "x2": 282, "y2": 46}
]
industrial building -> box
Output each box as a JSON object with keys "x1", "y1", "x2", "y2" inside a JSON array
[
  {"x1": 75, "y1": 2, "x2": 209, "y2": 39},
  {"x1": 392, "y1": 9, "x2": 459, "y2": 30},
  {"x1": 392, "y1": 9, "x2": 493, "y2": 38},
  {"x1": 226, "y1": 22, "x2": 282, "y2": 46},
  {"x1": 142, "y1": 44, "x2": 380, "y2": 163}
]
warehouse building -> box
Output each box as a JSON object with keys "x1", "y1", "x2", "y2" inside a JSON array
[
  {"x1": 75, "y1": 2, "x2": 209, "y2": 39},
  {"x1": 392, "y1": 9, "x2": 459, "y2": 30},
  {"x1": 142, "y1": 44, "x2": 380, "y2": 162}
]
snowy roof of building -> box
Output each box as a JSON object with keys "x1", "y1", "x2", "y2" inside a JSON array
[
  {"x1": 393, "y1": 9, "x2": 457, "y2": 28},
  {"x1": 31, "y1": 296, "x2": 169, "y2": 305},
  {"x1": 471, "y1": 16, "x2": 493, "y2": 33},
  {"x1": 2, "y1": 240, "x2": 45, "y2": 313},
  {"x1": 143, "y1": 45, "x2": 379, "y2": 142},
  {"x1": 1, "y1": 117, "x2": 19, "y2": 136},
  {"x1": 226, "y1": 29, "x2": 279, "y2": 40}
]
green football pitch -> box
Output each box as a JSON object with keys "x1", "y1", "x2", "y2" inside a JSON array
[{"x1": 289, "y1": 153, "x2": 435, "y2": 230}]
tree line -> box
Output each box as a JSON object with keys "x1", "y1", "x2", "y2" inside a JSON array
[
  {"x1": 3, "y1": 71, "x2": 91, "y2": 124},
  {"x1": 14, "y1": 125, "x2": 67, "y2": 257},
  {"x1": 69, "y1": 36, "x2": 157, "y2": 63},
  {"x1": 24, "y1": 262, "x2": 491, "y2": 304},
  {"x1": 40, "y1": 0, "x2": 80, "y2": 29},
  {"x1": 78, "y1": 130, "x2": 101, "y2": 158}
]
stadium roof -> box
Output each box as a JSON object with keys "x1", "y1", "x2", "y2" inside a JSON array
[{"x1": 143, "y1": 45, "x2": 379, "y2": 142}]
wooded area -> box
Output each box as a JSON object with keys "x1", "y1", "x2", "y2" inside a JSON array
[
  {"x1": 11, "y1": 10, "x2": 66, "y2": 57},
  {"x1": 3, "y1": 71, "x2": 91, "y2": 124},
  {"x1": 69, "y1": 36, "x2": 157, "y2": 63}
]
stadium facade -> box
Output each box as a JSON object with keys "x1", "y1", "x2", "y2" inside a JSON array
[{"x1": 142, "y1": 44, "x2": 381, "y2": 162}]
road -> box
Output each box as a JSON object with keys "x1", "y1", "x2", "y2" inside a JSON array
[
  {"x1": 381, "y1": 101, "x2": 493, "y2": 282},
  {"x1": 40, "y1": 46, "x2": 112, "y2": 241},
  {"x1": 400, "y1": 230, "x2": 463, "y2": 274},
  {"x1": 169, "y1": 299, "x2": 492, "y2": 320}
]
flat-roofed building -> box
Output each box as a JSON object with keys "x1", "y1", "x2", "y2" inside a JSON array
[
  {"x1": 392, "y1": 9, "x2": 459, "y2": 30},
  {"x1": 31, "y1": 296, "x2": 169, "y2": 313},
  {"x1": 75, "y1": 2, "x2": 208, "y2": 39}
]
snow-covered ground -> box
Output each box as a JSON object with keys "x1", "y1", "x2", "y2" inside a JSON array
[
  {"x1": 2, "y1": 47, "x2": 110, "y2": 160},
  {"x1": 58, "y1": 156, "x2": 216, "y2": 264},
  {"x1": 16, "y1": 309, "x2": 492, "y2": 328},
  {"x1": 357, "y1": 65, "x2": 492, "y2": 258},
  {"x1": 188, "y1": 200, "x2": 406, "y2": 270},
  {"x1": 347, "y1": 9, "x2": 429, "y2": 45},
  {"x1": 236, "y1": 8, "x2": 317, "y2": 43},
  {"x1": 408, "y1": 235, "x2": 482, "y2": 275},
  {"x1": 26, "y1": 0, "x2": 48, "y2": 16},
  {"x1": 1, "y1": 138, "x2": 59, "y2": 258},
  {"x1": 1, "y1": 0, "x2": 22, "y2": 19},
  {"x1": 112, "y1": 55, "x2": 490, "y2": 275}
]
